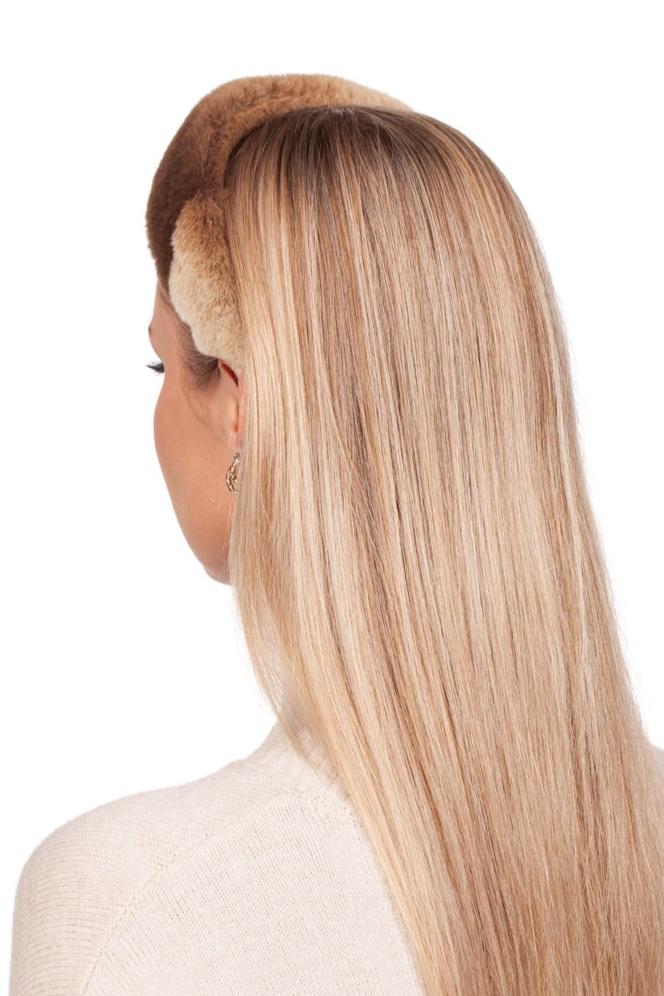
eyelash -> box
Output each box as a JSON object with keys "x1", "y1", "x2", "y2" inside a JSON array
[{"x1": 146, "y1": 360, "x2": 165, "y2": 375}]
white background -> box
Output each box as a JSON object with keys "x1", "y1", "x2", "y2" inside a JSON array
[{"x1": 1, "y1": 0, "x2": 662, "y2": 983}]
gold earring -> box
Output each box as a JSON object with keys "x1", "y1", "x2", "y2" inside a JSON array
[{"x1": 225, "y1": 450, "x2": 241, "y2": 493}]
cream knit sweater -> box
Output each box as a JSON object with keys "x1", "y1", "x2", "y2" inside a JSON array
[
  {"x1": 10, "y1": 722, "x2": 664, "y2": 995},
  {"x1": 9, "y1": 720, "x2": 424, "y2": 995}
]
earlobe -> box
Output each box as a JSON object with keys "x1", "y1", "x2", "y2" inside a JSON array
[{"x1": 211, "y1": 367, "x2": 243, "y2": 453}]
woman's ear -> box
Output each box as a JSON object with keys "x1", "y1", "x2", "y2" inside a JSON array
[{"x1": 212, "y1": 362, "x2": 245, "y2": 450}]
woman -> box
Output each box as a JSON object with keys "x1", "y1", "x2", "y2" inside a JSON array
[{"x1": 9, "y1": 73, "x2": 664, "y2": 995}]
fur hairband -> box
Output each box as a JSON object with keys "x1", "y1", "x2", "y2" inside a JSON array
[{"x1": 144, "y1": 73, "x2": 411, "y2": 373}]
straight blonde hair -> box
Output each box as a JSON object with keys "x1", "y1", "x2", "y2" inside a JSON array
[{"x1": 218, "y1": 104, "x2": 664, "y2": 994}]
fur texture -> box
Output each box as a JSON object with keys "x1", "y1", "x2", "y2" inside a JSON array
[{"x1": 144, "y1": 73, "x2": 411, "y2": 369}]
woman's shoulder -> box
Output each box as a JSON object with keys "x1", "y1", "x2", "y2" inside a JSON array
[{"x1": 9, "y1": 721, "x2": 364, "y2": 995}]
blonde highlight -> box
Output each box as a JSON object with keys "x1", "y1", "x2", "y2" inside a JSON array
[{"x1": 212, "y1": 104, "x2": 664, "y2": 994}]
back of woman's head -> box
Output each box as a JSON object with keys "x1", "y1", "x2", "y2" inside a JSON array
[{"x1": 196, "y1": 104, "x2": 664, "y2": 993}]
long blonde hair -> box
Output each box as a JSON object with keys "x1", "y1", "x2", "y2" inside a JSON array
[{"x1": 217, "y1": 104, "x2": 664, "y2": 994}]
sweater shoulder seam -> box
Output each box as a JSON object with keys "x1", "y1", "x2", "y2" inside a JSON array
[{"x1": 79, "y1": 783, "x2": 353, "y2": 994}]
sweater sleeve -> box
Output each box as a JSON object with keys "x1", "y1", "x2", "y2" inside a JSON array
[
  {"x1": 9, "y1": 817, "x2": 127, "y2": 995},
  {"x1": 8, "y1": 778, "x2": 216, "y2": 996}
]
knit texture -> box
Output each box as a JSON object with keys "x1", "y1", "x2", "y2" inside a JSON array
[
  {"x1": 10, "y1": 723, "x2": 664, "y2": 995},
  {"x1": 9, "y1": 720, "x2": 424, "y2": 995}
]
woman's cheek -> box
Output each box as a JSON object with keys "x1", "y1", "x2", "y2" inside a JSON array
[
  {"x1": 153, "y1": 386, "x2": 179, "y2": 494},
  {"x1": 153, "y1": 390, "x2": 166, "y2": 472}
]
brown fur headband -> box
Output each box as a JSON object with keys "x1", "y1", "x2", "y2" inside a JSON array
[{"x1": 144, "y1": 73, "x2": 411, "y2": 372}]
